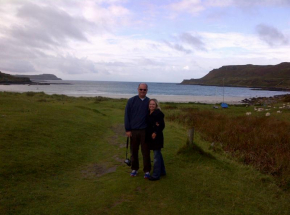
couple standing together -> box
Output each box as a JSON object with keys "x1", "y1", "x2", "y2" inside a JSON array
[{"x1": 124, "y1": 83, "x2": 166, "y2": 181}]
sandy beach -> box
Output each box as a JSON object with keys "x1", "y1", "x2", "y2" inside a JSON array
[
  {"x1": 0, "y1": 86, "x2": 245, "y2": 104},
  {"x1": 95, "y1": 93, "x2": 245, "y2": 104}
]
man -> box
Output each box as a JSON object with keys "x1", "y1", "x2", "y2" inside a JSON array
[{"x1": 124, "y1": 83, "x2": 151, "y2": 178}]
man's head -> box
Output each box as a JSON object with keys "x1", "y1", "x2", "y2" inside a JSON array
[{"x1": 138, "y1": 83, "x2": 148, "y2": 99}]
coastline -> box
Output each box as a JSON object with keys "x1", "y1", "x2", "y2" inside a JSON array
[
  {"x1": 0, "y1": 88, "x2": 244, "y2": 104},
  {"x1": 2, "y1": 88, "x2": 289, "y2": 104},
  {"x1": 2, "y1": 81, "x2": 289, "y2": 104},
  {"x1": 70, "y1": 93, "x2": 245, "y2": 104}
]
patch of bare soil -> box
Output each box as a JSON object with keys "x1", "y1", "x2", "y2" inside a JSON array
[
  {"x1": 111, "y1": 123, "x2": 126, "y2": 136},
  {"x1": 108, "y1": 123, "x2": 126, "y2": 148},
  {"x1": 109, "y1": 123, "x2": 128, "y2": 164},
  {"x1": 81, "y1": 163, "x2": 116, "y2": 179},
  {"x1": 112, "y1": 155, "x2": 124, "y2": 164},
  {"x1": 81, "y1": 124, "x2": 129, "y2": 179}
]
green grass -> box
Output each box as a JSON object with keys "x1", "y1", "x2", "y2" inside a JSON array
[{"x1": 1, "y1": 92, "x2": 290, "y2": 215}]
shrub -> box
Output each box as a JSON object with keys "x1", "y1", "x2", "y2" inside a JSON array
[
  {"x1": 167, "y1": 107, "x2": 290, "y2": 189},
  {"x1": 26, "y1": 91, "x2": 36, "y2": 97},
  {"x1": 94, "y1": 96, "x2": 111, "y2": 103}
]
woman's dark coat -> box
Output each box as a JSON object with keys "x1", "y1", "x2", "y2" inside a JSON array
[{"x1": 145, "y1": 109, "x2": 165, "y2": 150}]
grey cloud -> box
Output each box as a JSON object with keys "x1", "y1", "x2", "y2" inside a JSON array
[
  {"x1": 10, "y1": 25, "x2": 59, "y2": 49},
  {"x1": 0, "y1": 37, "x2": 45, "y2": 73},
  {"x1": 164, "y1": 41, "x2": 192, "y2": 54},
  {"x1": 56, "y1": 55, "x2": 98, "y2": 74},
  {"x1": 0, "y1": 37, "x2": 45, "y2": 60},
  {"x1": 0, "y1": 35, "x2": 98, "y2": 75},
  {"x1": 0, "y1": 60, "x2": 36, "y2": 74},
  {"x1": 205, "y1": 9, "x2": 229, "y2": 22},
  {"x1": 256, "y1": 24, "x2": 289, "y2": 47},
  {"x1": 180, "y1": 33, "x2": 206, "y2": 51},
  {"x1": 102, "y1": 62, "x2": 129, "y2": 67},
  {"x1": 0, "y1": 1, "x2": 101, "y2": 75},
  {"x1": 138, "y1": 58, "x2": 163, "y2": 66},
  {"x1": 93, "y1": 58, "x2": 165, "y2": 76},
  {"x1": 149, "y1": 43, "x2": 161, "y2": 50},
  {"x1": 229, "y1": 0, "x2": 290, "y2": 7},
  {"x1": 0, "y1": 1, "x2": 137, "y2": 78},
  {"x1": 8, "y1": 2, "x2": 97, "y2": 49}
]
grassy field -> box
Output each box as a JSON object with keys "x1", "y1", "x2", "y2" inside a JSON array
[
  {"x1": 1, "y1": 92, "x2": 290, "y2": 215},
  {"x1": 164, "y1": 98, "x2": 290, "y2": 188}
]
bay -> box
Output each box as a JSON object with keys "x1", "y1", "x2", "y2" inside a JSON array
[{"x1": 0, "y1": 80, "x2": 288, "y2": 103}]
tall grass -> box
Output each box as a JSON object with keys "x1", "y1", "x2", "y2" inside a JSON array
[{"x1": 166, "y1": 106, "x2": 290, "y2": 189}]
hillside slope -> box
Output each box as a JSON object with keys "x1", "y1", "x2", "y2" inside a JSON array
[
  {"x1": 181, "y1": 62, "x2": 290, "y2": 90},
  {"x1": 15, "y1": 74, "x2": 62, "y2": 81},
  {"x1": 0, "y1": 71, "x2": 32, "y2": 84}
]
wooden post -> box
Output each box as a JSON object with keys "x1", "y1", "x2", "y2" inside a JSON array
[{"x1": 187, "y1": 128, "x2": 194, "y2": 145}]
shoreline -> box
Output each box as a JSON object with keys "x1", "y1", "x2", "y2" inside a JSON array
[
  {"x1": 0, "y1": 89, "x2": 244, "y2": 104},
  {"x1": 1, "y1": 84, "x2": 288, "y2": 104},
  {"x1": 179, "y1": 83, "x2": 290, "y2": 92},
  {"x1": 68, "y1": 93, "x2": 245, "y2": 104}
]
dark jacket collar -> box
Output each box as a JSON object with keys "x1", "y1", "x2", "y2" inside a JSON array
[{"x1": 150, "y1": 109, "x2": 163, "y2": 117}]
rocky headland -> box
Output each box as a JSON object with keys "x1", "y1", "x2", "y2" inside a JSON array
[
  {"x1": 181, "y1": 62, "x2": 290, "y2": 91},
  {"x1": 0, "y1": 71, "x2": 33, "y2": 85},
  {"x1": 14, "y1": 74, "x2": 62, "y2": 81},
  {"x1": 0, "y1": 72, "x2": 62, "y2": 85}
]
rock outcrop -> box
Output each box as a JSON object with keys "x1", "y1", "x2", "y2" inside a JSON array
[{"x1": 181, "y1": 62, "x2": 290, "y2": 91}]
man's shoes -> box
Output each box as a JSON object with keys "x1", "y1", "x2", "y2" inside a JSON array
[
  {"x1": 161, "y1": 173, "x2": 166, "y2": 176},
  {"x1": 130, "y1": 170, "x2": 138, "y2": 177},
  {"x1": 149, "y1": 176, "x2": 160, "y2": 181},
  {"x1": 144, "y1": 172, "x2": 150, "y2": 179}
]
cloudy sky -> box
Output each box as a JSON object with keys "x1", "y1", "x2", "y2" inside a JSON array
[{"x1": 0, "y1": 0, "x2": 290, "y2": 83}]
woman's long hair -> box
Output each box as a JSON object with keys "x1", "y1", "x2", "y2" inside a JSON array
[{"x1": 149, "y1": 98, "x2": 161, "y2": 110}]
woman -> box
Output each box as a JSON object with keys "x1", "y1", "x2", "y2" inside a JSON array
[{"x1": 146, "y1": 99, "x2": 166, "y2": 181}]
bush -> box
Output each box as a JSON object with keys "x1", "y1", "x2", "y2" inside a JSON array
[
  {"x1": 26, "y1": 91, "x2": 36, "y2": 97},
  {"x1": 167, "y1": 107, "x2": 290, "y2": 189}
]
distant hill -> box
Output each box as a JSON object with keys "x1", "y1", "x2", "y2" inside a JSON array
[
  {"x1": 181, "y1": 62, "x2": 290, "y2": 91},
  {"x1": 14, "y1": 74, "x2": 62, "y2": 81},
  {"x1": 0, "y1": 71, "x2": 32, "y2": 84}
]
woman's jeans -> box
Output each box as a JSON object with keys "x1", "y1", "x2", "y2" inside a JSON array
[{"x1": 152, "y1": 150, "x2": 166, "y2": 179}]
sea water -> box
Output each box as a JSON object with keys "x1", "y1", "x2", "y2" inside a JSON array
[{"x1": 0, "y1": 80, "x2": 288, "y2": 99}]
